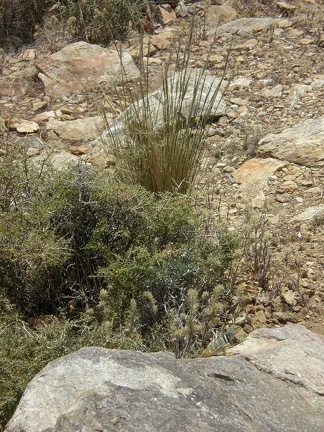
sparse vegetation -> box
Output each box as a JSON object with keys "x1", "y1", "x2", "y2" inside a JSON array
[
  {"x1": 0, "y1": 0, "x2": 149, "y2": 50},
  {"x1": 0, "y1": 142, "x2": 240, "y2": 427},
  {"x1": 105, "y1": 22, "x2": 228, "y2": 194},
  {"x1": 0, "y1": 0, "x2": 46, "y2": 48},
  {"x1": 56, "y1": 0, "x2": 147, "y2": 44},
  {"x1": 1, "y1": 0, "x2": 323, "y2": 429}
]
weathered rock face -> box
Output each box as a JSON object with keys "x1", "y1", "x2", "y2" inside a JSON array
[
  {"x1": 289, "y1": 204, "x2": 324, "y2": 223},
  {"x1": 205, "y1": 4, "x2": 238, "y2": 27},
  {"x1": 36, "y1": 42, "x2": 140, "y2": 98},
  {"x1": 0, "y1": 79, "x2": 27, "y2": 97},
  {"x1": 257, "y1": 117, "x2": 324, "y2": 167},
  {"x1": 209, "y1": 17, "x2": 291, "y2": 36},
  {"x1": 232, "y1": 157, "x2": 287, "y2": 208},
  {"x1": 32, "y1": 151, "x2": 79, "y2": 171},
  {"x1": 91, "y1": 69, "x2": 227, "y2": 146},
  {"x1": 47, "y1": 116, "x2": 106, "y2": 141},
  {"x1": 5, "y1": 324, "x2": 324, "y2": 432}
]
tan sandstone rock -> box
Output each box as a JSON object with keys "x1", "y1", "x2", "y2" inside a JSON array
[
  {"x1": 36, "y1": 42, "x2": 140, "y2": 98},
  {"x1": 257, "y1": 117, "x2": 324, "y2": 168}
]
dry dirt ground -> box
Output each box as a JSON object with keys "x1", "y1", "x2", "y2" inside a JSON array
[{"x1": 0, "y1": 0, "x2": 323, "y2": 336}]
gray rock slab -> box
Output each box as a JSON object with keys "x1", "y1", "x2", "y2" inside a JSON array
[
  {"x1": 91, "y1": 69, "x2": 227, "y2": 146},
  {"x1": 5, "y1": 324, "x2": 324, "y2": 432},
  {"x1": 208, "y1": 17, "x2": 290, "y2": 36},
  {"x1": 289, "y1": 204, "x2": 324, "y2": 223},
  {"x1": 229, "y1": 323, "x2": 324, "y2": 396},
  {"x1": 257, "y1": 117, "x2": 324, "y2": 167},
  {"x1": 36, "y1": 42, "x2": 140, "y2": 98},
  {"x1": 31, "y1": 151, "x2": 79, "y2": 171},
  {"x1": 47, "y1": 116, "x2": 106, "y2": 141}
]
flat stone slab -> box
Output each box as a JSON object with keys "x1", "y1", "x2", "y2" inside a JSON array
[
  {"x1": 36, "y1": 42, "x2": 140, "y2": 98},
  {"x1": 289, "y1": 204, "x2": 324, "y2": 223},
  {"x1": 232, "y1": 157, "x2": 287, "y2": 208},
  {"x1": 47, "y1": 116, "x2": 106, "y2": 141},
  {"x1": 208, "y1": 17, "x2": 291, "y2": 36},
  {"x1": 257, "y1": 117, "x2": 324, "y2": 167}
]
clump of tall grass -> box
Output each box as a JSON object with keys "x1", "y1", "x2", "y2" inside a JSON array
[{"x1": 103, "y1": 19, "x2": 229, "y2": 194}]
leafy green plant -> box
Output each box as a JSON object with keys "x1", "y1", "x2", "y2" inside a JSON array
[
  {"x1": 0, "y1": 146, "x2": 238, "y2": 321},
  {"x1": 0, "y1": 143, "x2": 242, "y2": 427}
]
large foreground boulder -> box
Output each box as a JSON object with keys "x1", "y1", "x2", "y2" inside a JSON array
[{"x1": 5, "y1": 324, "x2": 324, "y2": 432}]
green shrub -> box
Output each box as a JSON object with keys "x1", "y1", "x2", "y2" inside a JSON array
[
  {"x1": 0, "y1": 143, "x2": 69, "y2": 314},
  {"x1": 0, "y1": 144, "x2": 239, "y2": 324},
  {"x1": 56, "y1": 0, "x2": 146, "y2": 44},
  {"x1": 0, "y1": 0, "x2": 48, "y2": 48},
  {"x1": 0, "y1": 144, "x2": 241, "y2": 427}
]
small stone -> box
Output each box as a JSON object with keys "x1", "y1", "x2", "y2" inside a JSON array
[
  {"x1": 255, "y1": 309, "x2": 267, "y2": 325},
  {"x1": 300, "y1": 279, "x2": 309, "y2": 288},
  {"x1": 276, "y1": 2, "x2": 296, "y2": 15},
  {"x1": 301, "y1": 180, "x2": 314, "y2": 187},
  {"x1": 151, "y1": 31, "x2": 174, "y2": 51},
  {"x1": 300, "y1": 38, "x2": 313, "y2": 45},
  {"x1": 243, "y1": 39, "x2": 259, "y2": 49},
  {"x1": 209, "y1": 54, "x2": 224, "y2": 64},
  {"x1": 304, "y1": 286, "x2": 316, "y2": 297},
  {"x1": 158, "y1": 5, "x2": 177, "y2": 25},
  {"x1": 206, "y1": 127, "x2": 216, "y2": 137},
  {"x1": 275, "y1": 193, "x2": 291, "y2": 203},
  {"x1": 305, "y1": 187, "x2": 321, "y2": 195},
  {"x1": 33, "y1": 101, "x2": 48, "y2": 111},
  {"x1": 61, "y1": 108, "x2": 74, "y2": 115},
  {"x1": 223, "y1": 165, "x2": 235, "y2": 173},
  {"x1": 22, "y1": 49, "x2": 36, "y2": 61},
  {"x1": 175, "y1": 1, "x2": 190, "y2": 18},
  {"x1": 70, "y1": 145, "x2": 89, "y2": 156},
  {"x1": 227, "y1": 110, "x2": 239, "y2": 119},
  {"x1": 265, "y1": 307, "x2": 272, "y2": 319},
  {"x1": 281, "y1": 180, "x2": 298, "y2": 192},
  {"x1": 282, "y1": 175, "x2": 297, "y2": 182},
  {"x1": 282, "y1": 290, "x2": 298, "y2": 306},
  {"x1": 272, "y1": 312, "x2": 299, "y2": 323},
  {"x1": 27, "y1": 148, "x2": 41, "y2": 157},
  {"x1": 228, "y1": 77, "x2": 252, "y2": 90},
  {"x1": 15, "y1": 120, "x2": 39, "y2": 133},
  {"x1": 33, "y1": 111, "x2": 56, "y2": 123},
  {"x1": 272, "y1": 296, "x2": 282, "y2": 311}
]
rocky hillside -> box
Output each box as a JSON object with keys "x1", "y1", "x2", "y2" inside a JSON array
[{"x1": 0, "y1": 0, "x2": 323, "y2": 337}]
